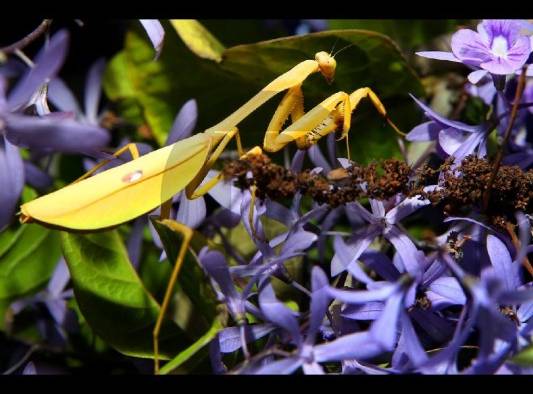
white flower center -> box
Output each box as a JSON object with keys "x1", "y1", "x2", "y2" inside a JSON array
[{"x1": 491, "y1": 36, "x2": 509, "y2": 59}]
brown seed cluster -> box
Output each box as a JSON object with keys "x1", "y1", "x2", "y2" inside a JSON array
[
  {"x1": 222, "y1": 153, "x2": 532, "y2": 227},
  {"x1": 426, "y1": 156, "x2": 533, "y2": 227},
  {"x1": 222, "y1": 154, "x2": 412, "y2": 207}
]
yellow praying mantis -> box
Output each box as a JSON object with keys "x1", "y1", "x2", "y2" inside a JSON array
[{"x1": 19, "y1": 50, "x2": 402, "y2": 373}]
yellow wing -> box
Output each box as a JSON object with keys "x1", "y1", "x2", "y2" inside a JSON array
[{"x1": 20, "y1": 134, "x2": 212, "y2": 230}]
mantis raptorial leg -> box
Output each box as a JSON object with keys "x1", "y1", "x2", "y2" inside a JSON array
[{"x1": 72, "y1": 143, "x2": 140, "y2": 184}]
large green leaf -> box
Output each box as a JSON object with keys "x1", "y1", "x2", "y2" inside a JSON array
[
  {"x1": 104, "y1": 23, "x2": 422, "y2": 163},
  {"x1": 328, "y1": 20, "x2": 467, "y2": 53},
  {"x1": 0, "y1": 224, "x2": 61, "y2": 302},
  {"x1": 61, "y1": 230, "x2": 190, "y2": 359}
]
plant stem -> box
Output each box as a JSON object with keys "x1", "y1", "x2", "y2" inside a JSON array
[
  {"x1": 0, "y1": 20, "x2": 52, "y2": 55},
  {"x1": 482, "y1": 66, "x2": 528, "y2": 212}
]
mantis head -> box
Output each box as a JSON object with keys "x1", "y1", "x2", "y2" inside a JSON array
[{"x1": 315, "y1": 51, "x2": 336, "y2": 84}]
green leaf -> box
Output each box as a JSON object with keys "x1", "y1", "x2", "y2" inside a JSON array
[
  {"x1": 159, "y1": 317, "x2": 223, "y2": 375},
  {"x1": 104, "y1": 25, "x2": 422, "y2": 162},
  {"x1": 328, "y1": 20, "x2": 466, "y2": 52},
  {"x1": 61, "y1": 230, "x2": 190, "y2": 359},
  {"x1": 0, "y1": 224, "x2": 61, "y2": 301},
  {"x1": 149, "y1": 218, "x2": 219, "y2": 329},
  {"x1": 170, "y1": 19, "x2": 225, "y2": 62},
  {"x1": 512, "y1": 344, "x2": 533, "y2": 366}
]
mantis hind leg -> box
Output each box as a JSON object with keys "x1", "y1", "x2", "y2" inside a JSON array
[
  {"x1": 152, "y1": 220, "x2": 194, "y2": 374},
  {"x1": 185, "y1": 127, "x2": 241, "y2": 200},
  {"x1": 346, "y1": 87, "x2": 405, "y2": 138},
  {"x1": 71, "y1": 143, "x2": 141, "y2": 184}
]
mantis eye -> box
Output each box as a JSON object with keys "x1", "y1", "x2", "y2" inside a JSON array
[{"x1": 122, "y1": 170, "x2": 143, "y2": 183}]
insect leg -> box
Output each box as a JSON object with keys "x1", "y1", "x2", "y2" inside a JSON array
[
  {"x1": 152, "y1": 220, "x2": 194, "y2": 374},
  {"x1": 348, "y1": 87, "x2": 405, "y2": 137},
  {"x1": 71, "y1": 143, "x2": 141, "y2": 184},
  {"x1": 185, "y1": 127, "x2": 240, "y2": 200}
]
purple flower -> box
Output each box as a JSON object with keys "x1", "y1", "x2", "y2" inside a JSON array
[
  {"x1": 10, "y1": 258, "x2": 75, "y2": 347},
  {"x1": 241, "y1": 267, "x2": 384, "y2": 374},
  {"x1": 48, "y1": 58, "x2": 107, "y2": 126},
  {"x1": 418, "y1": 20, "x2": 532, "y2": 83},
  {"x1": 406, "y1": 95, "x2": 488, "y2": 162},
  {"x1": 331, "y1": 192, "x2": 432, "y2": 278},
  {"x1": 0, "y1": 30, "x2": 110, "y2": 155}
]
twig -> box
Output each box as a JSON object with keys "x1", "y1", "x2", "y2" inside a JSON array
[
  {"x1": 482, "y1": 66, "x2": 528, "y2": 211},
  {"x1": 505, "y1": 222, "x2": 533, "y2": 277},
  {"x1": 0, "y1": 20, "x2": 52, "y2": 55},
  {"x1": 2, "y1": 344, "x2": 39, "y2": 375}
]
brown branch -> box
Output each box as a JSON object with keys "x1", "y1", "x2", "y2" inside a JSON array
[
  {"x1": 482, "y1": 66, "x2": 528, "y2": 211},
  {"x1": 506, "y1": 222, "x2": 533, "y2": 278},
  {"x1": 0, "y1": 19, "x2": 53, "y2": 55}
]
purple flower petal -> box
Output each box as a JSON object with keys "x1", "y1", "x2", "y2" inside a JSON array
[
  {"x1": 218, "y1": 324, "x2": 275, "y2": 353},
  {"x1": 166, "y1": 99, "x2": 198, "y2": 145},
  {"x1": 426, "y1": 276, "x2": 467, "y2": 308},
  {"x1": 126, "y1": 216, "x2": 147, "y2": 269},
  {"x1": 5, "y1": 113, "x2": 110, "y2": 154},
  {"x1": 416, "y1": 51, "x2": 462, "y2": 62},
  {"x1": 487, "y1": 235, "x2": 521, "y2": 293},
  {"x1": 139, "y1": 20, "x2": 165, "y2": 59},
  {"x1": 44, "y1": 298, "x2": 68, "y2": 326},
  {"x1": 199, "y1": 249, "x2": 244, "y2": 320},
  {"x1": 360, "y1": 250, "x2": 401, "y2": 282},
  {"x1": 386, "y1": 192, "x2": 433, "y2": 224},
  {"x1": 48, "y1": 77, "x2": 82, "y2": 115},
  {"x1": 306, "y1": 267, "x2": 331, "y2": 344},
  {"x1": 410, "y1": 94, "x2": 484, "y2": 133},
  {"x1": 176, "y1": 193, "x2": 206, "y2": 229},
  {"x1": 314, "y1": 331, "x2": 384, "y2": 362},
  {"x1": 384, "y1": 225, "x2": 424, "y2": 276},
  {"x1": 450, "y1": 130, "x2": 487, "y2": 162},
  {"x1": 342, "y1": 302, "x2": 384, "y2": 321},
  {"x1": 331, "y1": 227, "x2": 379, "y2": 277},
  {"x1": 468, "y1": 69, "x2": 489, "y2": 84},
  {"x1": 328, "y1": 283, "x2": 396, "y2": 305},
  {"x1": 23, "y1": 160, "x2": 52, "y2": 191},
  {"x1": 369, "y1": 289, "x2": 404, "y2": 350},
  {"x1": 398, "y1": 311, "x2": 428, "y2": 366},
  {"x1": 7, "y1": 30, "x2": 70, "y2": 111},
  {"x1": 258, "y1": 283, "x2": 301, "y2": 346},
  {"x1": 280, "y1": 230, "x2": 317, "y2": 256},
  {"x1": 47, "y1": 258, "x2": 70, "y2": 297},
  {"x1": 451, "y1": 28, "x2": 493, "y2": 66},
  {"x1": 345, "y1": 201, "x2": 377, "y2": 224},
  {"x1": 84, "y1": 58, "x2": 106, "y2": 124},
  {"x1": 331, "y1": 235, "x2": 375, "y2": 282},
  {"x1": 302, "y1": 361, "x2": 325, "y2": 375},
  {"x1": 438, "y1": 128, "x2": 468, "y2": 156},
  {"x1": 308, "y1": 144, "x2": 331, "y2": 173},
  {"x1": 0, "y1": 135, "x2": 24, "y2": 230},
  {"x1": 405, "y1": 121, "x2": 440, "y2": 142}
]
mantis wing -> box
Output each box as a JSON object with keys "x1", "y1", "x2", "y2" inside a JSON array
[{"x1": 20, "y1": 133, "x2": 212, "y2": 230}]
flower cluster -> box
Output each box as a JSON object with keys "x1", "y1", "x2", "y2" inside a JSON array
[{"x1": 197, "y1": 20, "x2": 533, "y2": 375}]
